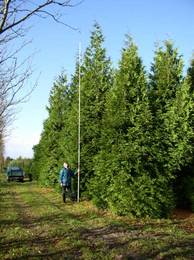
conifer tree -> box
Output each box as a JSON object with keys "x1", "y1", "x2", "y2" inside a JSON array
[
  {"x1": 148, "y1": 42, "x2": 193, "y2": 214},
  {"x1": 187, "y1": 56, "x2": 194, "y2": 142},
  {"x1": 32, "y1": 141, "x2": 44, "y2": 181},
  {"x1": 164, "y1": 77, "x2": 193, "y2": 170},
  {"x1": 59, "y1": 60, "x2": 79, "y2": 170},
  {"x1": 188, "y1": 57, "x2": 194, "y2": 88},
  {"x1": 90, "y1": 37, "x2": 163, "y2": 217},
  {"x1": 79, "y1": 23, "x2": 113, "y2": 191},
  {"x1": 149, "y1": 41, "x2": 192, "y2": 178},
  {"x1": 33, "y1": 73, "x2": 71, "y2": 186},
  {"x1": 32, "y1": 118, "x2": 53, "y2": 184},
  {"x1": 31, "y1": 26, "x2": 194, "y2": 216},
  {"x1": 174, "y1": 56, "x2": 194, "y2": 210}
]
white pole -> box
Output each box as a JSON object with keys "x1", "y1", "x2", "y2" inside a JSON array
[{"x1": 77, "y1": 41, "x2": 81, "y2": 203}]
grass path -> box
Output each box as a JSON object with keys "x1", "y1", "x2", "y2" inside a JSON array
[{"x1": 0, "y1": 176, "x2": 194, "y2": 259}]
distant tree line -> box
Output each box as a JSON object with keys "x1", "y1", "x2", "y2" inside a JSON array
[{"x1": 32, "y1": 23, "x2": 194, "y2": 218}]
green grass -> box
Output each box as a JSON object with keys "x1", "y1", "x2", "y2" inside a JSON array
[{"x1": 0, "y1": 174, "x2": 194, "y2": 259}]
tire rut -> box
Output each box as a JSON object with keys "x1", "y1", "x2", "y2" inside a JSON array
[{"x1": 14, "y1": 193, "x2": 35, "y2": 227}]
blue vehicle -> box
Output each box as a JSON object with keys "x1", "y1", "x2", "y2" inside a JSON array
[{"x1": 7, "y1": 167, "x2": 24, "y2": 182}]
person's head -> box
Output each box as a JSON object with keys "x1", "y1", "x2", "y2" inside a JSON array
[{"x1": 63, "y1": 162, "x2": 68, "y2": 168}]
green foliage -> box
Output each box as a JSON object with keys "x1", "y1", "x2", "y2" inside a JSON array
[
  {"x1": 78, "y1": 23, "x2": 113, "y2": 191},
  {"x1": 59, "y1": 60, "x2": 79, "y2": 170},
  {"x1": 187, "y1": 56, "x2": 194, "y2": 88},
  {"x1": 149, "y1": 41, "x2": 183, "y2": 109},
  {"x1": 107, "y1": 175, "x2": 175, "y2": 218},
  {"x1": 32, "y1": 26, "x2": 194, "y2": 218},
  {"x1": 149, "y1": 41, "x2": 193, "y2": 177},
  {"x1": 32, "y1": 73, "x2": 71, "y2": 187},
  {"x1": 89, "y1": 37, "x2": 163, "y2": 217},
  {"x1": 164, "y1": 77, "x2": 193, "y2": 171},
  {"x1": 187, "y1": 56, "x2": 194, "y2": 144}
]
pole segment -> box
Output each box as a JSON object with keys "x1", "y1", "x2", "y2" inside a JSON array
[{"x1": 77, "y1": 41, "x2": 81, "y2": 203}]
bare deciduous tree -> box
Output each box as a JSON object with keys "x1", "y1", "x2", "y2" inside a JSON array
[
  {"x1": 0, "y1": 0, "x2": 81, "y2": 35},
  {"x1": 0, "y1": 0, "x2": 81, "y2": 155}
]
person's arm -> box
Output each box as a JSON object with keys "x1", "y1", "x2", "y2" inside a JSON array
[
  {"x1": 74, "y1": 169, "x2": 78, "y2": 176},
  {"x1": 71, "y1": 169, "x2": 77, "y2": 177}
]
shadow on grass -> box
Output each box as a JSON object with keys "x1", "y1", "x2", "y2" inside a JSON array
[
  {"x1": 1, "y1": 179, "x2": 194, "y2": 259},
  {"x1": 12, "y1": 249, "x2": 82, "y2": 260},
  {"x1": 1, "y1": 237, "x2": 82, "y2": 260},
  {"x1": 0, "y1": 220, "x2": 140, "y2": 259},
  {"x1": 148, "y1": 238, "x2": 194, "y2": 259},
  {"x1": 1, "y1": 220, "x2": 194, "y2": 259}
]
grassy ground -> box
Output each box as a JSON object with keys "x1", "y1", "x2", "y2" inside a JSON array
[{"x1": 0, "y1": 175, "x2": 194, "y2": 260}]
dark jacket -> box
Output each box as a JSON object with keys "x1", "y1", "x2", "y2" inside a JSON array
[{"x1": 60, "y1": 167, "x2": 74, "y2": 186}]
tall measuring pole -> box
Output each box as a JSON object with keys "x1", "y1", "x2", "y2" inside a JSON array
[{"x1": 77, "y1": 41, "x2": 81, "y2": 203}]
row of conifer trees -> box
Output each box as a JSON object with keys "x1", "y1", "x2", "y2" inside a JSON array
[{"x1": 32, "y1": 23, "x2": 194, "y2": 218}]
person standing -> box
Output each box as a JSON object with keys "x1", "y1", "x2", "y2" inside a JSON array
[{"x1": 59, "y1": 162, "x2": 75, "y2": 202}]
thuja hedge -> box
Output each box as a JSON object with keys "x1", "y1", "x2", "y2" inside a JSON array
[{"x1": 32, "y1": 24, "x2": 194, "y2": 218}]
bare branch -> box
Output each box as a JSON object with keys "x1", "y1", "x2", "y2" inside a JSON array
[
  {"x1": 0, "y1": 0, "x2": 12, "y2": 32},
  {"x1": 0, "y1": 0, "x2": 82, "y2": 158},
  {"x1": 36, "y1": 9, "x2": 78, "y2": 30},
  {"x1": 0, "y1": 0, "x2": 81, "y2": 35}
]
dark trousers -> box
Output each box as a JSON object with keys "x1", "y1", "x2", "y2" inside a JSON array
[
  {"x1": 61, "y1": 185, "x2": 71, "y2": 202},
  {"x1": 62, "y1": 185, "x2": 71, "y2": 192},
  {"x1": 62, "y1": 185, "x2": 77, "y2": 202}
]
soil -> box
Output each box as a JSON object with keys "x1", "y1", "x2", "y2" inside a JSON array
[{"x1": 172, "y1": 208, "x2": 194, "y2": 220}]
